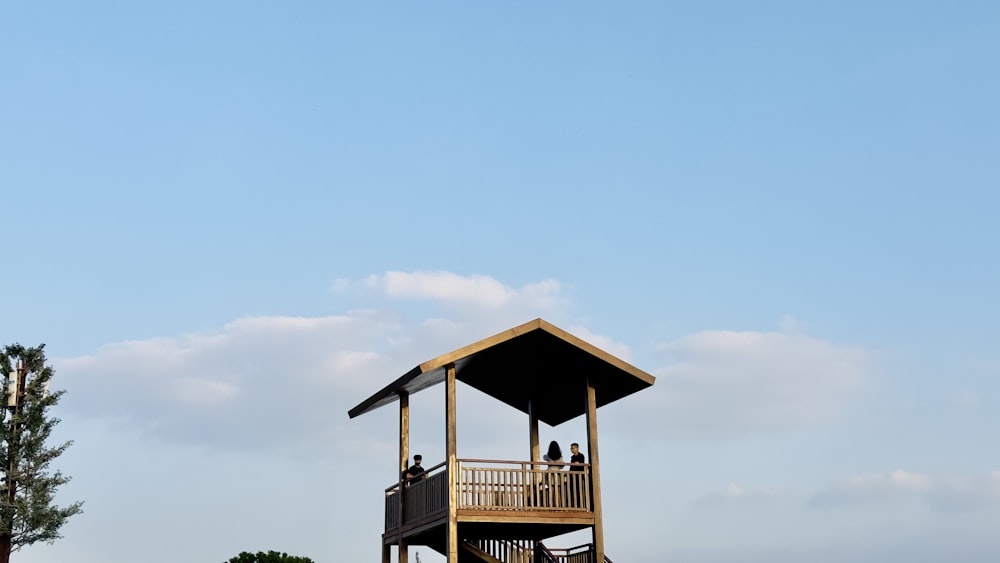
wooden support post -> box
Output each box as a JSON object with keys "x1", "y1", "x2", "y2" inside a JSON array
[
  {"x1": 585, "y1": 379, "x2": 604, "y2": 563},
  {"x1": 382, "y1": 543, "x2": 390, "y2": 563},
  {"x1": 398, "y1": 391, "x2": 409, "y2": 563},
  {"x1": 399, "y1": 391, "x2": 410, "y2": 480},
  {"x1": 445, "y1": 363, "x2": 458, "y2": 563}
]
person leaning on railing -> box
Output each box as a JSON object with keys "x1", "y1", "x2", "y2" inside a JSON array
[
  {"x1": 542, "y1": 441, "x2": 565, "y2": 470},
  {"x1": 540, "y1": 441, "x2": 565, "y2": 505}
]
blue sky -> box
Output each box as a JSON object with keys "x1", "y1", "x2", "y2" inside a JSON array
[{"x1": 2, "y1": 2, "x2": 998, "y2": 562}]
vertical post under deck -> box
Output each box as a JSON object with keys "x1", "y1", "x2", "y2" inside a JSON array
[
  {"x1": 399, "y1": 391, "x2": 410, "y2": 478},
  {"x1": 398, "y1": 391, "x2": 409, "y2": 563},
  {"x1": 445, "y1": 364, "x2": 458, "y2": 562},
  {"x1": 585, "y1": 379, "x2": 604, "y2": 563}
]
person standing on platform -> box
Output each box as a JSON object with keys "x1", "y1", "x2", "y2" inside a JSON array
[
  {"x1": 568, "y1": 442, "x2": 586, "y2": 507},
  {"x1": 569, "y1": 443, "x2": 585, "y2": 469},
  {"x1": 407, "y1": 454, "x2": 426, "y2": 481},
  {"x1": 541, "y1": 441, "x2": 565, "y2": 505},
  {"x1": 543, "y1": 441, "x2": 564, "y2": 469}
]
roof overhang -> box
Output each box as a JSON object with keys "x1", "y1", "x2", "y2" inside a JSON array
[{"x1": 347, "y1": 319, "x2": 655, "y2": 427}]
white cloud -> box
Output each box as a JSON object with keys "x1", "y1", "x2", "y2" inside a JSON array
[
  {"x1": 56, "y1": 311, "x2": 408, "y2": 452},
  {"x1": 340, "y1": 270, "x2": 566, "y2": 313},
  {"x1": 811, "y1": 470, "x2": 1000, "y2": 512},
  {"x1": 376, "y1": 271, "x2": 514, "y2": 306},
  {"x1": 777, "y1": 314, "x2": 809, "y2": 334},
  {"x1": 52, "y1": 272, "x2": 590, "y2": 456},
  {"x1": 54, "y1": 274, "x2": 871, "y2": 464},
  {"x1": 694, "y1": 482, "x2": 784, "y2": 506},
  {"x1": 566, "y1": 324, "x2": 633, "y2": 362},
  {"x1": 623, "y1": 330, "x2": 872, "y2": 437},
  {"x1": 839, "y1": 470, "x2": 934, "y2": 493}
]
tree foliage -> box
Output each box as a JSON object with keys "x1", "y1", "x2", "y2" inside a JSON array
[
  {"x1": 0, "y1": 344, "x2": 83, "y2": 556},
  {"x1": 225, "y1": 550, "x2": 315, "y2": 563}
]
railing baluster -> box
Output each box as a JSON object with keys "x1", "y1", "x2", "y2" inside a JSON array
[{"x1": 487, "y1": 468, "x2": 493, "y2": 508}]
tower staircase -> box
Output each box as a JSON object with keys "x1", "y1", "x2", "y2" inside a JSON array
[{"x1": 425, "y1": 538, "x2": 612, "y2": 563}]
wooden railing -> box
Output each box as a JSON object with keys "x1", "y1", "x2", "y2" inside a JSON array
[
  {"x1": 384, "y1": 461, "x2": 448, "y2": 532},
  {"x1": 536, "y1": 542, "x2": 561, "y2": 563},
  {"x1": 540, "y1": 542, "x2": 610, "y2": 563},
  {"x1": 466, "y1": 539, "x2": 534, "y2": 563},
  {"x1": 384, "y1": 486, "x2": 401, "y2": 531},
  {"x1": 384, "y1": 458, "x2": 592, "y2": 532},
  {"x1": 405, "y1": 469, "x2": 448, "y2": 521},
  {"x1": 458, "y1": 459, "x2": 591, "y2": 512}
]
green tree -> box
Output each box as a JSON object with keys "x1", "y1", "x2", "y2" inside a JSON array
[
  {"x1": 0, "y1": 344, "x2": 82, "y2": 563},
  {"x1": 226, "y1": 550, "x2": 315, "y2": 563}
]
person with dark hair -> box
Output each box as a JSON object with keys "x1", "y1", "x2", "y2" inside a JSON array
[
  {"x1": 568, "y1": 442, "x2": 586, "y2": 507},
  {"x1": 406, "y1": 454, "x2": 426, "y2": 481},
  {"x1": 542, "y1": 441, "x2": 564, "y2": 470},
  {"x1": 569, "y1": 443, "x2": 585, "y2": 470},
  {"x1": 539, "y1": 441, "x2": 565, "y2": 505}
]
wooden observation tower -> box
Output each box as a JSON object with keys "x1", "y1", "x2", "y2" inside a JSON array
[{"x1": 348, "y1": 318, "x2": 655, "y2": 562}]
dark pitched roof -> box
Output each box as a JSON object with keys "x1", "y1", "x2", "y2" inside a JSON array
[{"x1": 347, "y1": 318, "x2": 655, "y2": 426}]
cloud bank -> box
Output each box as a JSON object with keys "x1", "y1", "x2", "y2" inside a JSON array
[
  {"x1": 812, "y1": 470, "x2": 1000, "y2": 512},
  {"x1": 55, "y1": 272, "x2": 621, "y2": 455},
  {"x1": 608, "y1": 329, "x2": 872, "y2": 438},
  {"x1": 56, "y1": 271, "x2": 877, "y2": 456}
]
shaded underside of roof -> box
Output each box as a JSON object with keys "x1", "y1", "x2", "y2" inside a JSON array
[{"x1": 347, "y1": 318, "x2": 655, "y2": 427}]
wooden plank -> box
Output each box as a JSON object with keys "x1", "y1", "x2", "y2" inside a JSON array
[
  {"x1": 398, "y1": 389, "x2": 409, "y2": 556},
  {"x1": 399, "y1": 391, "x2": 409, "y2": 476},
  {"x1": 456, "y1": 511, "x2": 594, "y2": 524},
  {"x1": 390, "y1": 511, "x2": 449, "y2": 539},
  {"x1": 586, "y1": 379, "x2": 604, "y2": 563},
  {"x1": 445, "y1": 363, "x2": 458, "y2": 563}
]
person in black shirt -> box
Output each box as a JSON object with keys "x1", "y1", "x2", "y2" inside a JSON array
[
  {"x1": 569, "y1": 443, "x2": 586, "y2": 507},
  {"x1": 569, "y1": 443, "x2": 585, "y2": 470},
  {"x1": 406, "y1": 454, "x2": 426, "y2": 481}
]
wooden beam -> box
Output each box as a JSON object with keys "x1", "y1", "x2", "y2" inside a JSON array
[
  {"x1": 586, "y1": 379, "x2": 604, "y2": 563},
  {"x1": 399, "y1": 391, "x2": 410, "y2": 477},
  {"x1": 445, "y1": 363, "x2": 458, "y2": 563},
  {"x1": 398, "y1": 390, "x2": 409, "y2": 563},
  {"x1": 457, "y1": 511, "x2": 594, "y2": 524}
]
